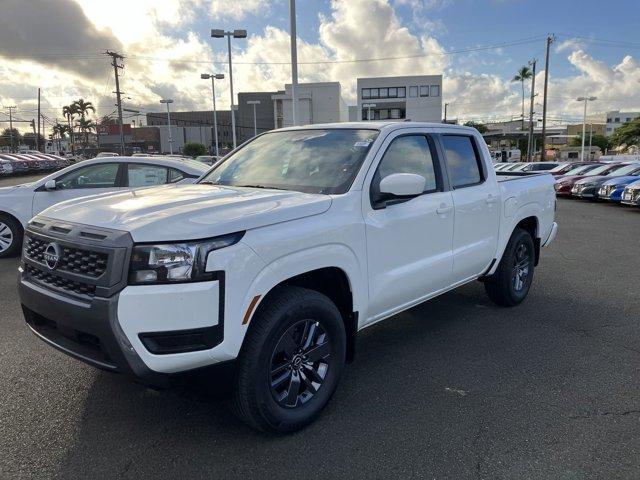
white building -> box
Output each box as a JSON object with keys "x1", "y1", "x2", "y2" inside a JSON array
[
  {"x1": 605, "y1": 111, "x2": 640, "y2": 136},
  {"x1": 356, "y1": 75, "x2": 443, "y2": 122},
  {"x1": 272, "y1": 82, "x2": 348, "y2": 128}
]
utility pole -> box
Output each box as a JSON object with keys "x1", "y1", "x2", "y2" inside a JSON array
[
  {"x1": 37, "y1": 89, "x2": 41, "y2": 152},
  {"x1": 540, "y1": 34, "x2": 554, "y2": 161},
  {"x1": 527, "y1": 59, "x2": 537, "y2": 162},
  {"x1": 444, "y1": 103, "x2": 449, "y2": 122},
  {"x1": 290, "y1": 0, "x2": 299, "y2": 127},
  {"x1": 5, "y1": 106, "x2": 17, "y2": 152},
  {"x1": 106, "y1": 51, "x2": 126, "y2": 155}
]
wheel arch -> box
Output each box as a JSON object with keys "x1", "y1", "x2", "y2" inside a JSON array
[{"x1": 243, "y1": 265, "x2": 359, "y2": 363}]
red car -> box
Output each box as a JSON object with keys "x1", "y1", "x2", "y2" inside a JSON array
[
  {"x1": 549, "y1": 161, "x2": 600, "y2": 176},
  {"x1": 554, "y1": 163, "x2": 622, "y2": 196}
]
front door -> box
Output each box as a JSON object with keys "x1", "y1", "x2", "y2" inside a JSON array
[
  {"x1": 32, "y1": 162, "x2": 123, "y2": 217},
  {"x1": 364, "y1": 133, "x2": 454, "y2": 322}
]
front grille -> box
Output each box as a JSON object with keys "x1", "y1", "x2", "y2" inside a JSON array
[
  {"x1": 25, "y1": 236, "x2": 108, "y2": 278},
  {"x1": 25, "y1": 264, "x2": 96, "y2": 297}
]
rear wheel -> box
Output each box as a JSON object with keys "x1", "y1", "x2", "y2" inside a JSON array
[
  {"x1": 0, "y1": 214, "x2": 22, "y2": 258},
  {"x1": 485, "y1": 228, "x2": 535, "y2": 307},
  {"x1": 233, "y1": 286, "x2": 346, "y2": 433}
]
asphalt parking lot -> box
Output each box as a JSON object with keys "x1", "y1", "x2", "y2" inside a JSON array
[{"x1": 1, "y1": 179, "x2": 640, "y2": 479}]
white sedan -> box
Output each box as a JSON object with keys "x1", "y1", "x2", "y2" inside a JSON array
[{"x1": 0, "y1": 156, "x2": 209, "y2": 257}]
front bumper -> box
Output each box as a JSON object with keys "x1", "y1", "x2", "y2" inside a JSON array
[
  {"x1": 621, "y1": 189, "x2": 640, "y2": 206},
  {"x1": 19, "y1": 271, "x2": 225, "y2": 387}
]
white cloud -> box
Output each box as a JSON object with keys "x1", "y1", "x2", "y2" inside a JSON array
[
  {"x1": 208, "y1": 0, "x2": 273, "y2": 20},
  {"x1": 555, "y1": 38, "x2": 587, "y2": 53}
]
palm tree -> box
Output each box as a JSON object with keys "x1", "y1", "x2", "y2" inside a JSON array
[
  {"x1": 512, "y1": 66, "x2": 533, "y2": 131},
  {"x1": 62, "y1": 104, "x2": 78, "y2": 154},
  {"x1": 72, "y1": 98, "x2": 95, "y2": 122},
  {"x1": 76, "y1": 117, "x2": 97, "y2": 154}
]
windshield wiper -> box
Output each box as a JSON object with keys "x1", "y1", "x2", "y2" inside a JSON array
[{"x1": 235, "y1": 184, "x2": 288, "y2": 191}]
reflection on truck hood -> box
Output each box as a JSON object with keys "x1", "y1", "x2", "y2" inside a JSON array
[{"x1": 38, "y1": 184, "x2": 332, "y2": 242}]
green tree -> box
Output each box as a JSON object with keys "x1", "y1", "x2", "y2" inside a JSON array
[
  {"x1": 183, "y1": 142, "x2": 206, "y2": 157},
  {"x1": 76, "y1": 117, "x2": 97, "y2": 154},
  {"x1": 22, "y1": 132, "x2": 45, "y2": 149},
  {"x1": 570, "y1": 133, "x2": 611, "y2": 152},
  {"x1": 62, "y1": 104, "x2": 79, "y2": 154},
  {"x1": 512, "y1": 66, "x2": 533, "y2": 130},
  {"x1": 464, "y1": 121, "x2": 488, "y2": 134},
  {"x1": 0, "y1": 128, "x2": 22, "y2": 150},
  {"x1": 610, "y1": 118, "x2": 640, "y2": 149}
]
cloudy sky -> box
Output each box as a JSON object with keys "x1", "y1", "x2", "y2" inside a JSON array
[{"x1": 1, "y1": 0, "x2": 639, "y2": 133}]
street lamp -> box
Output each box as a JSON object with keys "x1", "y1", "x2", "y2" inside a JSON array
[
  {"x1": 201, "y1": 73, "x2": 225, "y2": 158},
  {"x1": 211, "y1": 28, "x2": 247, "y2": 149},
  {"x1": 362, "y1": 103, "x2": 376, "y2": 121},
  {"x1": 577, "y1": 96, "x2": 597, "y2": 161},
  {"x1": 160, "y1": 99, "x2": 174, "y2": 154},
  {"x1": 246, "y1": 100, "x2": 261, "y2": 137}
]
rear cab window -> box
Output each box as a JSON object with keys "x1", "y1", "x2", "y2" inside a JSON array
[{"x1": 441, "y1": 135, "x2": 484, "y2": 188}]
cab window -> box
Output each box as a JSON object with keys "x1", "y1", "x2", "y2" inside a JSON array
[
  {"x1": 441, "y1": 135, "x2": 484, "y2": 188},
  {"x1": 375, "y1": 135, "x2": 439, "y2": 192},
  {"x1": 127, "y1": 164, "x2": 169, "y2": 187},
  {"x1": 56, "y1": 163, "x2": 119, "y2": 189}
]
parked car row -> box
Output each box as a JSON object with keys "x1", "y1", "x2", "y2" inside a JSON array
[
  {"x1": 0, "y1": 155, "x2": 210, "y2": 257},
  {"x1": 0, "y1": 153, "x2": 70, "y2": 176},
  {"x1": 495, "y1": 159, "x2": 640, "y2": 208}
]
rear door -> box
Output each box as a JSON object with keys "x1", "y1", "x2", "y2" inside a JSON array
[
  {"x1": 439, "y1": 134, "x2": 500, "y2": 282},
  {"x1": 363, "y1": 131, "x2": 454, "y2": 321},
  {"x1": 32, "y1": 162, "x2": 124, "y2": 216}
]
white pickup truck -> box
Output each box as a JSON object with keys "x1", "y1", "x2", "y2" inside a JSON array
[{"x1": 18, "y1": 122, "x2": 557, "y2": 432}]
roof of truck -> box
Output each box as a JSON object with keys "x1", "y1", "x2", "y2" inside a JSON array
[{"x1": 276, "y1": 121, "x2": 477, "y2": 133}]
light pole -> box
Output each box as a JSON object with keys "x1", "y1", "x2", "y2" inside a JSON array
[
  {"x1": 289, "y1": 0, "x2": 299, "y2": 126},
  {"x1": 211, "y1": 28, "x2": 247, "y2": 149},
  {"x1": 588, "y1": 123, "x2": 593, "y2": 160},
  {"x1": 577, "y1": 96, "x2": 597, "y2": 162},
  {"x1": 160, "y1": 99, "x2": 174, "y2": 154},
  {"x1": 362, "y1": 103, "x2": 376, "y2": 121},
  {"x1": 201, "y1": 73, "x2": 225, "y2": 158},
  {"x1": 247, "y1": 100, "x2": 261, "y2": 137}
]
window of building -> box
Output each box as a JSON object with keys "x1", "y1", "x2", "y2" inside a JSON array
[
  {"x1": 370, "y1": 88, "x2": 379, "y2": 99},
  {"x1": 376, "y1": 135, "x2": 438, "y2": 192},
  {"x1": 379, "y1": 109, "x2": 389, "y2": 120},
  {"x1": 388, "y1": 87, "x2": 397, "y2": 98},
  {"x1": 379, "y1": 88, "x2": 388, "y2": 98},
  {"x1": 362, "y1": 88, "x2": 371, "y2": 99},
  {"x1": 409, "y1": 86, "x2": 418, "y2": 98},
  {"x1": 398, "y1": 87, "x2": 406, "y2": 98},
  {"x1": 430, "y1": 85, "x2": 440, "y2": 97},
  {"x1": 420, "y1": 85, "x2": 429, "y2": 97},
  {"x1": 390, "y1": 108, "x2": 402, "y2": 119},
  {"x1": 626, "y1": 117, "x2": 632, "y2": 122},
  {"x1": 614, "y1": 117, "x2": 620, "y2": 122},
  {"x1": 606, "y1": 118, "x2": 611, "y2": 123},
  {"x1": 441, "y1": 135, "x2": 483, "y2": 188}
]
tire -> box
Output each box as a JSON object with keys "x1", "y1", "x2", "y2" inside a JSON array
[
  {"x1": 0, "y1": 214, "x2": 22, "y2": 259},
  {"x1": 484, "y1": 228, "x2": 535, "y2": 307},
  {"x1": 233, "y1": 286, "x2": 346, "y2": 433}
]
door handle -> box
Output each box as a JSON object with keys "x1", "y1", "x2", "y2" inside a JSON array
[
  {"x1": 436, "y1": 204, "x2": 453, "y2": 215},
  {"x1": 486, "y1": 195, "x2": 498, "y2": 204}
]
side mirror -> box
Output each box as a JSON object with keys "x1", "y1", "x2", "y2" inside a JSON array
[
  {"x1": 379, "y1": 173, "x2": 426, "y2": 197},
  {"x1": 44, "y1": 180, "x2": 57, "y2": 190}
]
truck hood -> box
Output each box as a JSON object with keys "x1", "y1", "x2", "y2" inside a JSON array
[{"x1": 39, "y1": 184, "x2": 332, "y2": 242}]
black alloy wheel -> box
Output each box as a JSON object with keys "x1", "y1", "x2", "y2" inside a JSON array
[{"x1": 269, "y1": 319, "x2": 331, "y2": 408}]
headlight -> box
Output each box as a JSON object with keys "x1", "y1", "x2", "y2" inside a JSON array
[{"x1": 128, "y1": 232, "x2": 244, "y2": 285}]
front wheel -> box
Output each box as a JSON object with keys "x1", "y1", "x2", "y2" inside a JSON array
[
  {"x1": 233, "y1": 286, "x2": 346, "y2": 433},
  {"x1": 484, "y1": 228, "x2": 535, "y2": 307},
  {"x1": 0, "y1": 214, "x2": 22, "y2": 258}
]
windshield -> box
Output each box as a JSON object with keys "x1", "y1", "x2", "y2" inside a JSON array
[
  {"x1": 606, "y1": 164, "x2": 640, "y2": 176},
  {"x1": 564, "y1": 165, "x2": 597, "y2": 175},
  {"x1": 586, "y1": 164, "x2": 620, "y2": 176},
  {"x1": 549, "y1": 163, "x2": 571, "y2": 173},
  {"x1": 199, "y1": 129, "x2": 379, "y2": 194}
]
